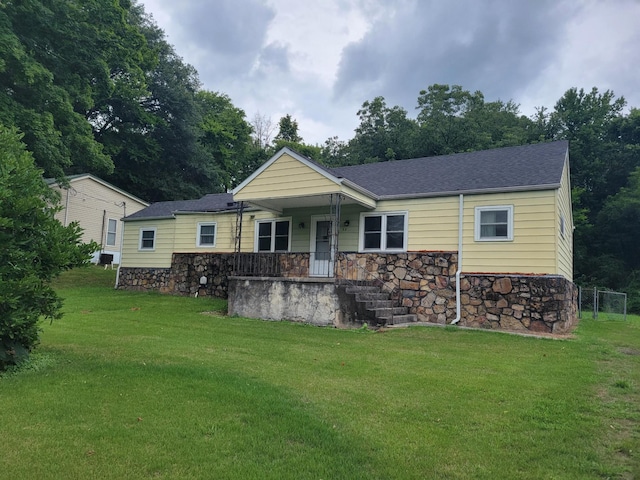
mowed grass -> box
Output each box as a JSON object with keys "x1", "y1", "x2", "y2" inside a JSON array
[{"x1": 1, "y1": 266, "x2": 638, "y2": 479}]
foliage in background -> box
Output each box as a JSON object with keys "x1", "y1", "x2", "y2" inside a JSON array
[
  {"x1": 0, "y1": 125, "x2": 96, "y2": 370},
  {"x1": 1, "y1": 0, "x2": 639, "y2": 306}
]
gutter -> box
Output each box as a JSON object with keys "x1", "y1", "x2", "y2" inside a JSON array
[
  {"x1": 122, "y1": 214, "x2": 175, "y2": 222},
  {"x1": 451, "y1": 194, "x2": 464, "y2": 325},
  {"x1": 377, "y1": 183, "x2": 561, "y2": 201}
]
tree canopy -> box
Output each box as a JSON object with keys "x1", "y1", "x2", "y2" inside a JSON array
[{"x1": 1, "y1": 0, "x2": 640, "y2": 309}]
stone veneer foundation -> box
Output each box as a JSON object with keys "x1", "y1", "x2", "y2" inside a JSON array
[{"x1": 117, "y1": 251, "x2": 578, "y2": 334}]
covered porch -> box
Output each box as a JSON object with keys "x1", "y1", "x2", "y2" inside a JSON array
[{"x1": 231, "y1": 146, "x2": 379, "y2": 280}]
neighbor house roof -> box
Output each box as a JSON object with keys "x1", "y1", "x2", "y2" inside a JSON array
[
  {"x1": 328, "y1": 140, "x2": 569, "y2": 199},
  {"x1": 124, "y1": 193, "x2": 238, "y2": 221},
  {"x1": 45, "y1": 173, "x2": 149, "y2": 206}
]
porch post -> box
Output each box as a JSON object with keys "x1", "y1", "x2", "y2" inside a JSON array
[
  {"x1": 233, "y1": 201, "x2": 244, "y2": 274},
  {"x1": 330, "y1": 193, "x2": 342, "y2": 278}
]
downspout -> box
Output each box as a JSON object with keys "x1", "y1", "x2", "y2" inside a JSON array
[
  {"x1": 63, "y1": 188, "x2": 70, "y2": 226},
  {"x1": 451, "y1": 194, "x2": 464, "y2": 325},
  {"x1": 114, "y1": 202, "x2": 126, "y2": 289}
]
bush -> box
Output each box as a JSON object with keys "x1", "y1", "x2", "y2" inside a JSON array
[{"x1": 0, "y1": 125, "x2": 96, "y2": 370}]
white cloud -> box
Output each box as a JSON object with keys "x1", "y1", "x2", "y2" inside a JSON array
[{"x1": 139, "y1": 0, "x2": 640, "y2": 144}]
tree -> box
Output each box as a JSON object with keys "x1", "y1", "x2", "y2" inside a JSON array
[
  {"x1": 250, "y1": 112, "x2": 276, "y2": 149},
  {"x1": 0, "y1": 125, "x2": 96, "y2": 370},
  {"x1": 196, "y1": 91, "x2": 253, "y2": 191},
  {"x1": 548, "y1": 87, "x2": 626, "y2": 206},
  {"x1": 0, "y1": 0, "x2": 152, "y2": 179},
  {"x1": 320, "y1": 136, "x2": 349, "y2": 167},
  {"x1": 103, "y1": 7, "x2": 212, "y2": 201},
  {"x1": 414, "y1": 84, "x2": 534, "y2": 156},
  {"x1": 347, "y1": 97, "x2": 418, "y2": 164},
  {"x1": 274, "y1": 114, "x2": 302, "y2": 143}
]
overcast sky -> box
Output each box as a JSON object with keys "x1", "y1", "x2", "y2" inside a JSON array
[{"x1": 139, "y1": 0, "x2": 640, "y2": 146}]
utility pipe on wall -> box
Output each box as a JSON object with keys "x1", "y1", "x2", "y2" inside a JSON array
[
  {"x1": 114, "y1": 202, "x2": 126, "y2": 289},
  {"x1": 451, "y1": 194, "x2": 464, "y2": 325}
]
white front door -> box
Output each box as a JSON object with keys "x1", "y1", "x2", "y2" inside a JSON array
[{"x1": 310, "y1": 218, "x2": 333, "y2": 276}]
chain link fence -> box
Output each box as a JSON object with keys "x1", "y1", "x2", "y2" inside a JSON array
[{"x1": 578, "y1": 286, "x2": 627, "y2": 321}]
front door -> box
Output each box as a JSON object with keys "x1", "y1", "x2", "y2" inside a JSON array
[{"x1": 310, "y1": 218, "x2": 333, "y2": 276}]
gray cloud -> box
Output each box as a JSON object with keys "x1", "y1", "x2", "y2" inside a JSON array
[
  {"x1": 141, "y1": 0, "x2": 640, "y2": 144},
  {"x1": 153, "y1": 0, "x2": 276, "y2": 77},
  {"x1": 334, "y1": 0, "x2": 577, "y2": 112}
]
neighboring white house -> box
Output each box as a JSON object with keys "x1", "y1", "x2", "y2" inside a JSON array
[{"x1": 47, "y1": 174, "x2": 148, "y2": 264}]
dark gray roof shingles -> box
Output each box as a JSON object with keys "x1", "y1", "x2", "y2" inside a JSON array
[
  {"x1": 127, "y1": 141, "x2": 568, "y2": 220},
  {"x1": 330, "y1": 140, "x2": 568, "y2": 197},
  {"x1": 125, "y1": 193, "x2": 236, "y2": 220}
]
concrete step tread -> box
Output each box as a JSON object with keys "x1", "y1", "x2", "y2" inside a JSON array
[
  {"x1": 386, "y1": 314, "x2": 418, "y2": 325},
  {"x1": 345, "y1": 286, "x2": 381, "y2": 294},
  {"x1": 355, "y1": 293, "x2": 390, "y2": 301}
]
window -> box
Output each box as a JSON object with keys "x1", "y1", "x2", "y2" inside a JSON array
[
  {"x1": 560, "y1": 214, "x2": 565, "y2": 239},
  {"x1": 360, "y1": 212, "x2": 407, "y2": 252},
  {"x1": 197, "y1": 222, "x2": 216, "y2": 247},
  {"x1": 255, "y1": 219, "x2": 291, "y2": 252},
  {"x1": 139, "y1": 228, "x2": 156, "y2": 250},
  {"x1": 475, "y1": 206, "x2": 513, "y2": 241},
  {"x1": 106, "y1": 219, "x2": 117, "y2": 246}
]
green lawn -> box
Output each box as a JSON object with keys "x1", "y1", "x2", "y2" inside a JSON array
[{"x1": 1, "y1": 266, "x2": 639, "y2": 479}]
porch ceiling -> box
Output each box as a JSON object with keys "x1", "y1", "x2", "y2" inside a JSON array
[{"x1": 243, "y1": 193, "x2": 374, "y2": 214}]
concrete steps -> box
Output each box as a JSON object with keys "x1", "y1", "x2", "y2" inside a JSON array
[{"x1": 344, "y1": 283, "x2": 418, "y2": 327}]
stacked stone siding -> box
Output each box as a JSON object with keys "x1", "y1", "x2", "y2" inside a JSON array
[
  {"x1": 459, "y1": 274, "x2": 578, "y2": 334},
  {"x1": 117, "y1": 251, "x2": 578, "y2": 334},
  {"x1": 336, "y1": 252, "x2": 458, "y2": 324},
  {"x1": 117, "y1": 267, "x2": 171, "y2": 293},
  {"x1": 170, "y1": 253, "x2": 235, "y2": 298}
]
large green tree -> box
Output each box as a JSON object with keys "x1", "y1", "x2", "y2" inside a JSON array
[
  {"x1": 347, "y1": 96, "x2": 418, "y2": 164},
  {"x1": 415, "y1": 84, "x2": 534, "y2": 156},
  {"x1": 196, "y1": 91, "x2": 253, "y2": 191},
  {"x1": 0, "y1": 0, "x2": 152, "y2": 179},
  {"x1": 103, "y1": 6, "x2": 211, "y2": 201},
  {"x1": 0, "y1": 125, "x2": 96, "y2": 369}
]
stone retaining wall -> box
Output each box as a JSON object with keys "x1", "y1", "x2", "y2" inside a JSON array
[
  {"x1": 337, "y1": 252, "x2": 458, "y2": 323},
  {"x1": 117, "y1": 267, "x2": 172, "y2": 293},
  {"x1": 117, "y1": 252, "x2": 578, "y2": 334},
  {"x1": 459, "y1": 274, "x2": 578, "y2": 334},
  {"x1": 170, "y1": 253, "x2": 235, "y2": 298}
]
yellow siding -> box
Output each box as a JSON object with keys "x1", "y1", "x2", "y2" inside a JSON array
[
  {"x1": 377, "y1": 197, "x2": 461, "y2": 251},
  {"x1": 50, "y1": 177, "x2": 147, "y2": 258},
  {"x1": 121, "y1": 219, "x2": 175, "y2": 268},
  {"x1": 285, "y1": 204, "x2": 365, "y2": 252},
  {"x1": 556, "y1": 160, "x2": 574, "y2": 280},
  {"x1": 463, "y1": 190, "x2": 557, "y2": 274},
  {"x1": 234, "y1": 153, "x2": 340, "y2": 200},
  {"x1": 340, "y1": 184, "x2": 377, "y2": 208},
  {"x1": 171, "y1": 211, "x2": 276, "y2": 253},
  {"x1": 173, "y1": 213, "x2": 237, "y2": 252}
]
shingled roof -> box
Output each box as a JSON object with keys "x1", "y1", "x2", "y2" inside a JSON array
[
  {"x1": 127, "y1": 141, "x2": 569, "y2": 220},
  {"x1": 329, "y1": 140, "x2": 569, "y2": 198},
  {"x1": 124, "y1": 193, "x2": 237, "y2": 220}
]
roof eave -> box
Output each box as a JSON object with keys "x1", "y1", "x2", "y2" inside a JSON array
[
  {"x1": 123, "y1": 214, "x2": 176, "y2": 222},
  {"x1": 378, "y1": 183, "x2": 562, "y2": 201},
  {"x1": 339, "y1": 178, "x2": 379, "y2": 201}
]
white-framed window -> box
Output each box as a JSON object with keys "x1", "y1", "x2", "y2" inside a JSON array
[
  {"x1": 255, "y1": 218, "x2": 291, "y2": 252},
  {"x1": 197, "y1": 222, "x2": 217, "y2": 247},
  {"x1": 560, "y1": 214, "x2": 565, "y2": 239},
  {"x1": 106, "y1": 218, "x2": 117, "y2": 246},
  {"x1": 474, "y1": 206, "x2": 513, "y2": 241},
  {"x1": 359, "y1": 212, "x2": 408, "y2": 252},
  {"x1": 139, "y1": 228, "x2": 156, "y2": 250}
]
